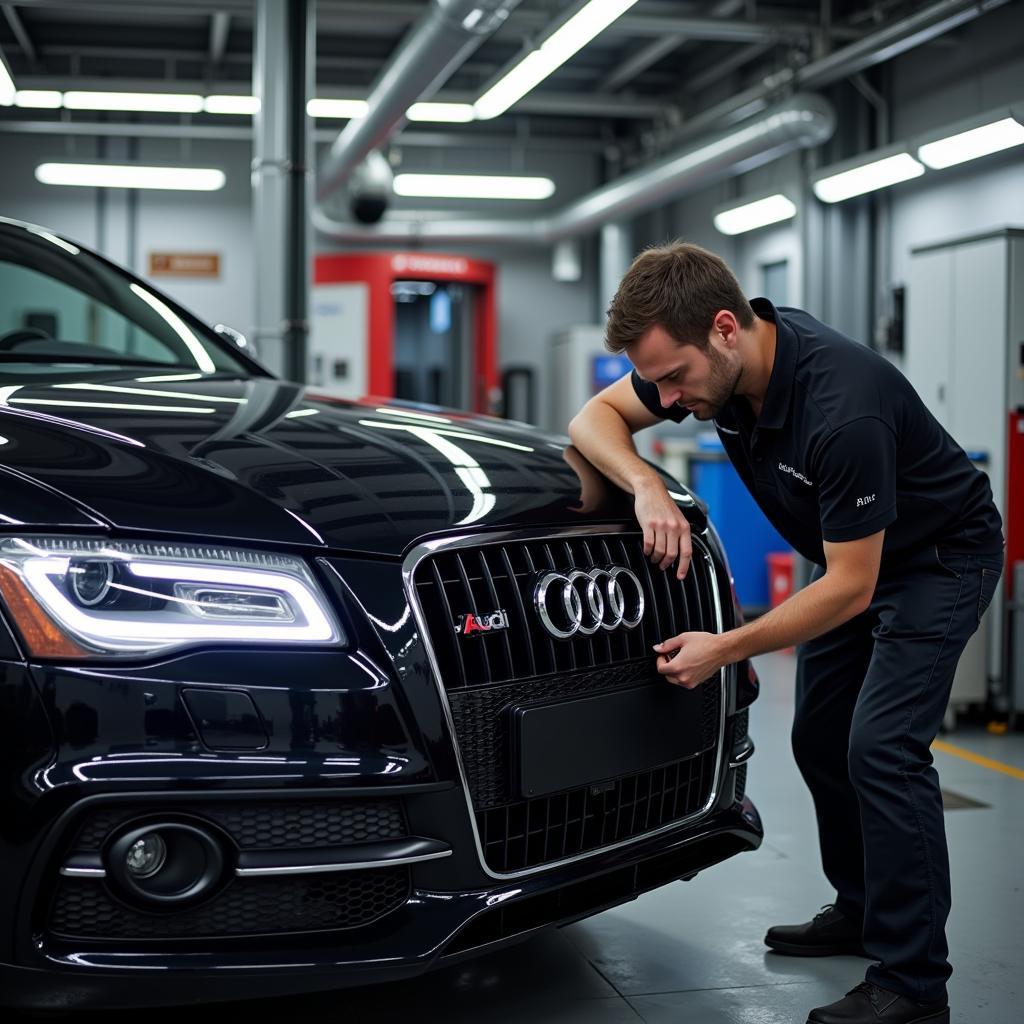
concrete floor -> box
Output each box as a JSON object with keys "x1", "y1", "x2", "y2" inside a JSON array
[{"x1": 67, "y1": 652, "x2": 1023, "y2": 1024}]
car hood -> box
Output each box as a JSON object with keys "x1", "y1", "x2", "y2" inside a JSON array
[{"x1": 0, "y1": 373, "x2": 703, "y2": 556}]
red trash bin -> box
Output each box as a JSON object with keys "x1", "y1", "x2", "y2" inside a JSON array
[
  {"x1": 766, "y1": 551, "x2": 795, "y2": 654},
  {"x1": 767, "y1": 551, "x2": 794, "y2": 608}
]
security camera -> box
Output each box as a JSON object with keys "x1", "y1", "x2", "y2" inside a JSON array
[{"x1": 348, "y1": 150, "x2": 393, "y2": 224}]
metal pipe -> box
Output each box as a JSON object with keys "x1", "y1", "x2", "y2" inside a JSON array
[
  {"x1": 550, "y1": 94, "x2": 834, "y2": 240},
  {"x1": 252, "y1": 0, "x2": 313, "y2": 382},
  {"x1": 315, "y1": 0, "x2": 522, "y2": 202},
  {"x1": 655, "y1": 0, "x2": 1011, "y2": 156},
  {"x1": 796, "y1": 0, "x2": 1012, "y2": 89},
  {"x1": 313, "y1": 93, "x2": 835, "y2": 245}
]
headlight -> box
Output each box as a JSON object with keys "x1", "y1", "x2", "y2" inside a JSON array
[{"x1": 0, "y1": 536, "x2": 343, "y2": 659}]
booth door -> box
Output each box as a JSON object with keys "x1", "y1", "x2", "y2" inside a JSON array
[{"x1": 392, "y1": 280, "x2": 476, "y2": 410}]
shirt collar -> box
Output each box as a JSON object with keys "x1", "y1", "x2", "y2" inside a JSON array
[{"x1": 749, "y1": 296, "x2": 798, "y2": 431}]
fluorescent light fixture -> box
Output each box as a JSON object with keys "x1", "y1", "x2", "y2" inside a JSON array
[
  {"x1": 0, "y1": 49, "x2": 13, "y2": 106},
  {"x1": 204, "y1": 94, "x2": 261, "y2": 115},
  {"x1": 713, "y1": 193, "x2": 796, "y2": 235},
  {"x1": 63, "y1": 91, "x2": 204, "y2": 113},
  {"x1": 307, "y1": 97, "x2": 368, "y2": 119},
  {"x1": 394, "y1": 173, "x2": 555, "y2": 200},
  {"x1": 15, "y1": 90, "x2": 62, "y2": 109},
  {"x1": 917, "y1": 116, "x2": 1024, "y2": 169},
  {"x1": 812, "y1": 151, "x2": 924, "y2": 203},
  {"x1": 36, "y1": 163, "x2": 226, "y2": 192},
  {"x1": 406, "y1": 101, "x2": 475, "y2": 123},
  {"x1": 474, "y1": 0, "x2": 639, "y2": 120}
]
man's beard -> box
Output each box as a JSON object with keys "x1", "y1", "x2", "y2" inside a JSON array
[{"x1": 689, "y1": 346, "x2": 741, "y2": 420}]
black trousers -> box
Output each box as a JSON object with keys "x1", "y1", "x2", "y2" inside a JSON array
[{"x1": 792, "y1": 543, "x2": 1003, "y2": 1002}]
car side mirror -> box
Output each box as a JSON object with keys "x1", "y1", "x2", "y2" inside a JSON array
[{"x1": 214, "y1": 323, "x2": 256, "y2": 358}]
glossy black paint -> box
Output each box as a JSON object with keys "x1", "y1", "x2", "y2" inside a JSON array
[
  {"x1": 0, "y1": 219, "x2": 756, "y2": 1010},
  {"x1": 0, "y1": 375, "x2": 706, "y2": 555}
]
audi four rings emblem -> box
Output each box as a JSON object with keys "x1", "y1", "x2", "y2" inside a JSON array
[{"x1": 533, "y1": 566, "x2": 645, "y2": 639}]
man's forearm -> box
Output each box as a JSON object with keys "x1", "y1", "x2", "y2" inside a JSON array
[
  {"x1": 568, "y1": 400, "x2": 660, "y2": 496},
  {"x1": 718, "y1": 571, "x2": 871, "y2": 663}
]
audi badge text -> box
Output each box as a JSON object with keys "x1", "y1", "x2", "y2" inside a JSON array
[{"x1": 455, "y1": 609, "x2": 510, "y2": 635}]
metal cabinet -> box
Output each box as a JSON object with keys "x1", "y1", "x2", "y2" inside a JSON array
[{"x1": 906, "y1": 228, "x2": 1024, "y2": 718}]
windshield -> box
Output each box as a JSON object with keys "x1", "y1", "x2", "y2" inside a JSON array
[{"x1": 0, "y1": 221, "x2": 259, "y2": 381}]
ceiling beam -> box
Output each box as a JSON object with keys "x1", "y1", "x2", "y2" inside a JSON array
[
  {"x1": 2, "y1": 4, "x2": 38, "y2": 69},
  {"x1": 7, "y1": 0, "x2": 864, "y2": 45},
  {"x1": 597, "y1": 0, "x2": 749, "y2": 93},
  {"x1": 31, "y1": 44, "x2": 609, "y2": 84},
  {"x1": 599, "y1": 34, "x2": 685, "y2": 93},
  {"x1": 0, "y1": 116, "x2": 610, "y2": 151},
  {"x1": 316, "y1": 4, "x2": 864, "y2": 44},
  {"x1": 685, "y1": 39, "x2": 776, "y2": 94},
  {"x1": 7, "y1": 0, "x2": 253, "y2": 12}
]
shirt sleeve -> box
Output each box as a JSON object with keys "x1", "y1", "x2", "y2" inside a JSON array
[
  {"x1": 814, "y1": 416, "x2": 898, "y2": 543},
  {"x1": 630, "y1": 369, "x2": 690, "y2": 423}
]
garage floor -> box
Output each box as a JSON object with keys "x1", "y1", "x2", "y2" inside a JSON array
[{"x1": 67, "y1": 653, "x2": 1023, "y2": 1024}]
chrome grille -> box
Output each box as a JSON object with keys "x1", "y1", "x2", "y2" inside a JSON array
[
  {"x1": 408, "y1": 529, "x2": 727, "y2": 875},
  {"x1": 414, "y1": 532, "x2": 716, "y2": 691}
]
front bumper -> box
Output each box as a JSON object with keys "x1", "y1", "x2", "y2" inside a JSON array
[
  {"x1": 2, "y1": 796, "x2": 761, "y2": 1010},
  {"x1": 0, "y1": 536, "x2": 760, "y2": 1011}
]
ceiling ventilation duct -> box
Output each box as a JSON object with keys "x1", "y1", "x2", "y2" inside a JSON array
[
  {"x1": 313, "y1": 92, "x2": 835, "y2": 245},
  {"x1": 316, "y1": 0, "x2": 523, "y2": 203}
]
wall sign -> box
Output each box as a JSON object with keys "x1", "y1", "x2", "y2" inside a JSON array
[{"x1": 149, "y1": 252, "x2": 221, "y2": 278}]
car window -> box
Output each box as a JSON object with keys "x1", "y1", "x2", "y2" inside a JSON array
[
  {"x1": 0, "y1": 225, "x2": 254, "y2": 377},
  {"x1": 0, "y1": 260, "x2": 185, "y2": 363}
]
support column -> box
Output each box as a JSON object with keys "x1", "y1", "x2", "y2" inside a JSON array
[
  {"x1": 252, "y1": 0, "x2": 313, "y2": 381},
  {"x1": 599, "y1": 221, "x2": 633, "y2": 320}
]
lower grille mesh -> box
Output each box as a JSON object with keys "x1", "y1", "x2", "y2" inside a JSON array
[
  {"x1": 72, "y1": 799, "x2": 406, "y2": 851},
  {"x1": 50, "y1": 871, "x2": 409, "y2": 940},
  {"x1": 480, "y1": 748, "x2": 718, "y2": 873}
]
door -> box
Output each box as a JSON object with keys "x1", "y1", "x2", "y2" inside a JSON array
[{"x1": 392, "y1": 280, "x2": 474, "y2": 409}]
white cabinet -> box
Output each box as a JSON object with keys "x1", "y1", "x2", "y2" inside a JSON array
[{"x1": 906, "y1": 229, "x2": 1024, "y2": 715}]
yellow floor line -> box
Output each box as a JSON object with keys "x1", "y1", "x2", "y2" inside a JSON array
[{"x1": 932, "y1": 739, "x2": 1024, "y2": 780}]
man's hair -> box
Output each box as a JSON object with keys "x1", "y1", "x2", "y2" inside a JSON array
[{"x1": 605, "y1": 240, "x2": 755, "y2": 353}]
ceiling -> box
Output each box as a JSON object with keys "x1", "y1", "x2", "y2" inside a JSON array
[{"x1": 0, "y1": 0, "x2": 910, "y2": 158}]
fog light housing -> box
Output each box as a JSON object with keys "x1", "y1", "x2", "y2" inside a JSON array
[
  {"x1": 125, "y1": 833, "x2": 167, "y2": 878},
  {"x1": 107, "y1": 822, "x2": 227, "y2": 907}
]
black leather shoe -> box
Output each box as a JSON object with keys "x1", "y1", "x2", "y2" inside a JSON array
[
  {"x1": 807, "y1": 982, "x2": 949, "y2": 1023},
  {"x1": 765, "y1": 904, "x2": 868, "y2": 957}
]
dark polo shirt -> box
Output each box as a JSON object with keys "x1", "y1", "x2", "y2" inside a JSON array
[{"x1": 631, "y1": 298, "x2": 1003, "y2": 567}]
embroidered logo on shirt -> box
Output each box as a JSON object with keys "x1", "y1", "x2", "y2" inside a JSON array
[
  {"x1": 778, "y1": 463, "x2": 814, "y2": 486},
  {"x1": 856, "y1": 494, "x2": 877, "y2": 508}
]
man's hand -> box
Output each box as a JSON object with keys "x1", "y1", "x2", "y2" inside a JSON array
[
  {"x1": 654, "y1": 631, "x2": 725, "y2": 689},
  {"x1": 634, "y1": 480, "x2": 692, "y2": 579}
]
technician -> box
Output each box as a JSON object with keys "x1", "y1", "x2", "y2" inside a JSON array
[{"x1": 568, "y1": 241, "x2": 1004, "y2": 1024}]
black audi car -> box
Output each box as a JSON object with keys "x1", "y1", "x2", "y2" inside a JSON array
[{"x1": 0, "y1": 215, "x2": 761, "y2": 1010}]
